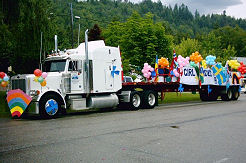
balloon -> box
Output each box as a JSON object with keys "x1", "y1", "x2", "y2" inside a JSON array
[
  {"x1": 142, "y1": 63, "x2": 154, "y2": 79},
  {"x1": 177, "y1": 55, "x2": 189, "y2": 69},
  {"x1": 158, "y1": 57, "x2": 169, "y2": 69},
  {"x1": 3, "y1": 75, "x2": 9, "y2": 82},
  {"x1": 228, "y1": 60, "x2": 240, "y2": 70},
  {"x1": 38, "y1": 76, "x2": 44, "y2": 83},
  {"x1": 237, "y1": 61, "x2": 246, "y2": 75},
  {"x1": 41, "y1": 72, "x2": 48, "y2": 79},
  {"x1": 1, "y1": 81, "x2": 8, "y2": 87},
  {"x1": 34, "y1": 76, "x2": 39, "y2": 82},
  {"x1": 190, "y1": 51, "x2": 203, "y2": 64},
  {"x1": 0, "y1": 72, "x2": 5, "y2": 79},
  {"x1": 201, "y1": 60, "x2": 207, "y2": 69},
  {"x1": 40, "y1": 80, "x2": 47, "y2": 87},
  {"x1": 206, "y1": 55, "x2": 216, "y2": 66},
  {"x1": 34, "y1": 69, "x2": 42, "y2": 77},
  {"x1": 173, "y1": 69, "x2": 179, "y2": 77}
]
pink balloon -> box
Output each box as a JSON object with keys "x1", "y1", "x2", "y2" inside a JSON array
[
  {"x1": 41, "y1": 72, "x2": 48, "y2": 79},
  {"x1": 144, "y1": 73, "x2": 148, "y2": 78},
  {"x1": 173, "y1": 69, "x2": 179, "y2": 77},
  {"x1": 144, "y1": 63, "x2": 148, "y2": 67},
  {"x1": 150, "y1": 68, "x2": 154, "y2": 72}
]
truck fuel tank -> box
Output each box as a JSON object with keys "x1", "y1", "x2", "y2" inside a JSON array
[{"x1": 88, "y1": 94, "x2": 119, "y2": 109}]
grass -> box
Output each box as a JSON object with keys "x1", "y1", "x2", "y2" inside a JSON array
[
  {"x1": 0, "y1": 91, "x2": 10, "y2": 117},
  {"x1": 159, "y1": 92, "x2": 201, "y2": 104}
]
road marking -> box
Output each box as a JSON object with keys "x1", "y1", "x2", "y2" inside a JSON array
[{"x1": 214, "y1": 158, "x2": 230, "y2": 163}]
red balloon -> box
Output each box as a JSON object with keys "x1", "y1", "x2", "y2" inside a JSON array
[
  {"x1": 0, "y1": 72, "x2": 5, "y2": 79},
  {"x1": 240, "y1": 62, "x2": 244, "y2": 65},
  {"x1": 34, "y1": 69, "x2": 42, "y2": 77}
]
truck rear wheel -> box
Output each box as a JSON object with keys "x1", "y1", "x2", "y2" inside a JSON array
[
  {"x1": 39, "y1": 94, "x2": 61, "y2": 119},
  {"x1": 200, "y1": 92, "x2": 209, "y2": 101},
  {"x1": 232, "y1": 88, "x2": 240, "y2": 100},
  {"x1": 129, "y1": 91, "x2": 141, "y2": 110},
  {"x1": 142, "y1": 90, "x2": 157, "y2": 109},
  {"x1": 221, "y1": 88, "x2": 233, "y2": 101}
]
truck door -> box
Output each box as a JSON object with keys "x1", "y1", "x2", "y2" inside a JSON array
[
  {"x1": 105, "y1": 62, "x2": 113, "y2": 90},
  {"x1": 69, "y1": 61, "x2": 83, "y2": 92}
]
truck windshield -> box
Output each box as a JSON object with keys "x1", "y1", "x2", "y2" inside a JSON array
[{"x1": 43, "y1": 60, "x2": 66, "y2": 72}]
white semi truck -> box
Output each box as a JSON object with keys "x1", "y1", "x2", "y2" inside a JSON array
[{"x1": 9, "y1": 31, "x2": 241, "y2": 118}]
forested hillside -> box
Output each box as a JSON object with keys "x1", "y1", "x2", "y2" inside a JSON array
[{"x1": 1, "y1": 0, "x2": 246, "y2": 73}]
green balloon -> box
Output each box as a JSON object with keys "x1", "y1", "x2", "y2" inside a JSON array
[{"x1": 38, "y1": 76, "x2": 44, "y2": 83}]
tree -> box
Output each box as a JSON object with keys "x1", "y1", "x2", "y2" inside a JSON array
[
  {"x1": 103, "y1": 12, "x2": 173, "y2": 73},
  {"x1": 174, "y1": 38, "x2": 201, "y2": 57},
  {"x1": 88, "y1": 24, "x2": 103, "y2": 41}
]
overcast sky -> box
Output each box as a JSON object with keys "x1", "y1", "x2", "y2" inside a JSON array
[{"x1": 132, "y1": 0, "x2": 246, "y2": 19}]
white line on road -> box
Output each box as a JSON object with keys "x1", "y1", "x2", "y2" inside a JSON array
[{"x1": 214, "y1": 158, "x2": 230, "y2": 163}]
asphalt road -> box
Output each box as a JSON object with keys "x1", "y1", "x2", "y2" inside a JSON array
[{"x1": 1, "y1": 94, "x2": 246, "y2": 163}]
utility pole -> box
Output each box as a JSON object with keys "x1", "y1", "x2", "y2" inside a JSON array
[
  {"x1": 70, "y1": 3, "x2": 74, "y2": 48},
  {"x1": 39, "y1": 32, "x2": 43, "y2": 70}
]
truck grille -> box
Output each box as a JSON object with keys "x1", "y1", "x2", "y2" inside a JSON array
[{"x1": 11, "y1": 79, "x2": 26, "y2": 92}]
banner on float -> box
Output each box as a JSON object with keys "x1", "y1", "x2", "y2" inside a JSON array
[
  {"x1": 202, "y1": 68, "x2": 218, "y2": 85},
  {"x1": 180, "y1": 67, "x2": 199, "y2": 85},
  {"x1": 180, "y1": 67, "x2": 222, "y2": 86}
]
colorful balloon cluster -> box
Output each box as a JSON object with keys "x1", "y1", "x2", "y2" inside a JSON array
[
  {"x1": 177, "y1": 55, "x2": 189, "y2": 68},
  {"x1": 34, "y1": 69, "x2": 47, "y2": 87},
  {"x1": 142, "y1": 63, "x2": 154, "y2": 79},
  {"x1": 206, "y1": 55, "x2": 216, "y2": 66},
  {"x1": 237, "y1": 62, "x2": 246, "y2": 75},
  {"x1": 0, "y1": 72, "x2": 9, "y2": 87},
  {"x1": 158, "y1": 57, "x2": 169, "y2": 69},
  {"x1": 190, "y1": 51, "x2": 203, "y2": 64},
  {"x1": 228, "y1": 60, "x2": 240, "y2": 70}
]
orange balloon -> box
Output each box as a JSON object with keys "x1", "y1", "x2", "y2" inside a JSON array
[
  {"x1": 40, "y1": 80, "x2": 47, "y2": 87},
  {"x1": 1, "y1": 81, "x2": 8, "y2": 87}
]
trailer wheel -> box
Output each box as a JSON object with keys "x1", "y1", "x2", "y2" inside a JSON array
[
  {"x1": 221, "y1": 88, "x2": 233, "y2": 101},
  {"x1": 129, "y1": 91, "x2": 141, "y2": 110},
  {"x1": 142, "y1": 90, "x2": 158, "y2": 109},
  {"x1": 200, "y1": 92, "x2": 209, "y2": 101},
  {"x1": 232, "y1": 88, "x2": 240, "y2": 100},
  {"x1": 39, "y1": 94, "x2": 61, "y2": 119}
]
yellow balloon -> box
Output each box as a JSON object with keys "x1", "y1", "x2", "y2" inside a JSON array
[
  {"x1": 34, "y1": 76, "x2": 39, "y2": 82},
  {"x1": 202, "y1": 60, "x2": 207, "y2": 69}
]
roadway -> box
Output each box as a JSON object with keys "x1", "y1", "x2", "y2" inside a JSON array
[{"x1": 1, "y1": 94, "x2": 246, "y2": 162}]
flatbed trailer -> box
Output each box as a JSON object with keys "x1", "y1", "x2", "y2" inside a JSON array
[{"x1": 119, "y1": 81, "x2": 240, "y2": 110}]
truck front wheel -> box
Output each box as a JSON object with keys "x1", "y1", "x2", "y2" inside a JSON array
[{"x1": 39, "y1": 94, "x2": 61, "y2": 119}]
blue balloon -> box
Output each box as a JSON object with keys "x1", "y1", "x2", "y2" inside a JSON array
[{"x1": 3, "y1": 76, "x2": 9, "y2": 81}]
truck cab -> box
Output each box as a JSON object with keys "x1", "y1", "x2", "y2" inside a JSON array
[{"x1": 10, "y1": 40, "x2": 123, "y2": 118}]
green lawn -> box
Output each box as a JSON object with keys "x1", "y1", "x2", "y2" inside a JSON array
[
  {"x1": 159, "y1": 92, "x2": 201, "y2": 104},
  {"x1": 0, "y1": 91, "x2": 10, "y2": 117}
]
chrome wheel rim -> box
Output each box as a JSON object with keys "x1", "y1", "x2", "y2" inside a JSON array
[
  {"x1": 45, "y1": 99, "x2": 58, "y2": 115},
  {"x1": 228, "y1": 90, "x2": 232, "y2": 99},
  {"x1": 132, "y1": 94, "x2": 141, "y2": 108},
  {"x1": 148, "y1": 93, "x2": 155, "y2": 106}
]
